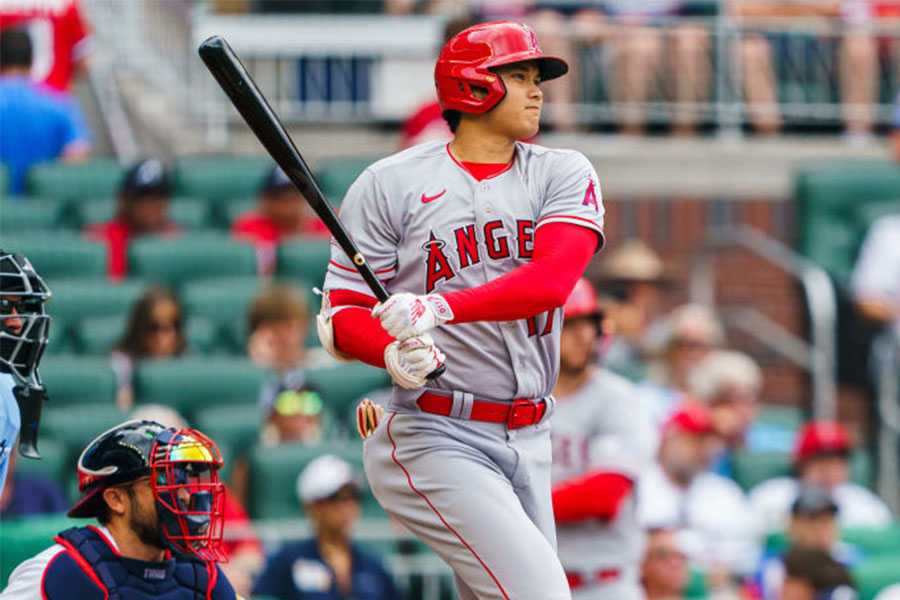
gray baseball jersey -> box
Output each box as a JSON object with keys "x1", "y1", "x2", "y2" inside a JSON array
[
  {"x1": 551, "y1": 368, "x2": 657, "y2": 600},
  {"x1": 323, "y1": 139, "x2": 604, "y2": 600}
]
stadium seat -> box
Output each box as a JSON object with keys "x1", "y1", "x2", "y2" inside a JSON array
[
  {"x1": 128, "y1": 233, "x2": 257, "y2": 285},
  {"x1": 0, "y1": 233, "x2": 106, "y2": 280},
  {"x1": 194, "y1": 404, "x2": 263, "y2": 459},
  {"x1": 315, "y1": 157, "x2": 376, "y2": 204},
  {"x1": 730, "y1": 449, "x2": 874, "y2": 491},
  {"x1": 247, "y1": 439, "x2": 383, "y2": 519},
  {"x1": 276, "y1": 238, "x2": 332, "y2": 285},
  {"x1": 220, "y1": 197, "x2": 257, "y2": 227},
  {"x1": 47, "y1": 279, "x2": 147, "y2": 325},
  {"x1": 40, "y1": 404, "x2": 128, "y2": 455},
  {"x1": 75, "y1": 314, "x2": 220, "y2": 355},
  {"x1": 756, "y1": 405, "x2": 805, "y2": 430},
  {"x1": 14, "y1": 437, "x2": 70, "y2": 484},
  {"x1": 182, "y1": 276, "x2": 265, "y2": 333},
  {"x1": 0, "y1": 196, "x2": 68, "y2": 233},
  {"x1": 25, "y1": 159, "x2": 125, "y2": 200},
  {"x1": 842, "y1": 522, "x2": 900, "y2": 557},
  {"x1": 0, "y1": 515, "x2": 89, "y2": 588},
  {"x1": 794, "y1": 161, "x2": 900, "y2": 284},
  {"x1": 74, "y1": 196, "x2": 214, "y2": 230},
  {"x1": 853, "y1": 555, "x2": 900, "y2": 600},
  {"x1": 304, "y1": 363, "x2": 390, "y2": 430},
  {"x1": 133, "y1": 357, "x2": 267, "y2": 417},
  {"x1": 39, "y1": 355, "x2": 118, "y2": 407},
  {"x1": 172, "y1": 156, "x2": 271, "y2": 201}
]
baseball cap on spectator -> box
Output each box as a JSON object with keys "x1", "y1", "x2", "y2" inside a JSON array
[
  {"x1": 794, "y1": 421, "x2": 852, "y2": 465},
  {"x1": 596, "y1": 239, "x2": 673, "y2": 284},
  {"x1": 120, "y1": 159, "x2": 172, "y2": 198},
  {"x1": 791, "y1": 486, "x2": 839, "y2": 517},
  {"x1": 259, "y1": 165, "x2": 293, "y2": 195},
  {"x1": 296, "y1": 455, "x2": 359, "y2": 505},
  {"x1": 688, "y1": 350, "x2": 762, "y2": 403},
  {"x1": 662, "y1": 402, "x2": 713, "y2": 437}
]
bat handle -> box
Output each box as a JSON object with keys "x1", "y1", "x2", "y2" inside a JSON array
[{"x1": 426, "y1": 364, "x2": 446, "y2": 380}]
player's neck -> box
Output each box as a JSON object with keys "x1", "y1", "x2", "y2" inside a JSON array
[
  {"x1": 553, "y1": 365, "x2": 595, "y2": 399},
  {"x1": 449, "y1": 127, "x2": 516, "y2": 164},
  {"x1": 106, "y1": 520, "x2": 167, "y2": 562}
]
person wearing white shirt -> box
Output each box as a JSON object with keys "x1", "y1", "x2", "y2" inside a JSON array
[{"x1": 851, "y1": 214, "x2": 900, "y2": 338}]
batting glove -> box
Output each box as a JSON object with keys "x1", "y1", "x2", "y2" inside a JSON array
[
  {"x1": 373, "y1": 292, "x2": 454, "y2": 340},
  {"x1": 384, "y1": 334, "x2": 446, "y2": 390},
  {"x1": 356, "y1": 398, "x2": 385, "y2": 439}
]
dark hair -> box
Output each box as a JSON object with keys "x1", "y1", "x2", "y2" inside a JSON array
[
  {"x1": 443, "y1": 110, "x2": 462, "y2": 133},
  {"x1": 783, "y1": 548, "x2": 855, "y2": 592},
  {"x1": 115, "y1": 286, "x2": 186, "y2": 360},
  {"x1": 0, "y1": 29, "x2": 32, "y2": 69}
]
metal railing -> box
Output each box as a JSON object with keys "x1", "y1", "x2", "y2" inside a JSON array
[
  {"x1": 689, "y1": 225, "x2": 838, "y2": 418},
  {"x1": 872, "y1": 330, "x2": 900, "y2": 513}
]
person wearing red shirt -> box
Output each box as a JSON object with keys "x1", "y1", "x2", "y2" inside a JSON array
[
  {"x1": 84, "y1": 159, "x2": 178, "y2": 280},
  {"x1": 231, "y1": 165, "x2": 328, "y2": 274}
]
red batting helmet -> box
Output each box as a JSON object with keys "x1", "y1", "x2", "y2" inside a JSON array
[
  {"x1": 434, "y1": 21, "x2": 568, "y2": 115},
  {"x1": 564, "y1": 278, "x2": 602, "y2": 321}
]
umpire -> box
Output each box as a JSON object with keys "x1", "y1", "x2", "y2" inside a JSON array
[{"x1": 1, "y1": 420, "x2": 240, "y2": 600}]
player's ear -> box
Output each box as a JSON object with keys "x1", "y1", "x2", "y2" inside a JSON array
[{"x1": 102, "y1": 486, "x2": 130, "y2": 519}]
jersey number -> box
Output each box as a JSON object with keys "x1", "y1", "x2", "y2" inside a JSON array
[{"x1": 526, "y1": 309, "x2": 556, "y2": 337}]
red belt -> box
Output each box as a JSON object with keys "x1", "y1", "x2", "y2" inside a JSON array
[
  {"x1": 566, "y1": 568, "x2": 621, "y2": 589},
  {"x1": 417, "y1": 392, "x2": 547, "y2": 430}
]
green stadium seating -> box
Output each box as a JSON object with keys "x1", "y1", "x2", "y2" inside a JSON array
[
  {"x1": 194, "y1": 404, "x2": 263, "y2": 458},
  {"x1": 40, "y1": 404, "x2": 128, "y2": 453},
  {"x1": 757, "y1": 405, "x2": 805, "y2": 430},
  {"x1": 133, "y1": 357, "x2": 266, "y2": 416},
  {"x1": 853, "y1": 555, "x2": 900, "y2": 600},
  {"x1": 0, "y1": 196, "x2": 68, "y2": 232},
  {"x1": 304, "y1": 363, "x2": 390, "y2": 434},
  {"x1": 315, "y1": 157, "x2": 376, "y2": 204},
  {"x1": 276, "y1": 238, "x2": 332, "y2": 285},
  {"x1": 14, "y1": 437, "x2": 71, "y2": 484},
  {"x1": 173, "y1": 156, "x2": 271, "y2": 201},
  {"x1": 40, "y1": 355, "x2": 118, "y2": 406},
  {"x1": 220, "y1": 197, "x2": 257, "y2": 227},
  {"x1": 794, "y1": 161, "x2": 900, "y2": 284},
  {"x1": 75, "y1": 314, "x2": 220, "y2": 355},
  {"x1": 128, "y1": 233, "x2": 257, "y2": 285},
  {"x1": 25, "y1": 159, "x2": 125, "y2": 200},
  {"x1": 0, "y1": 233, "x2": 106, "y2": 280},
  {"x1": 842, "y1": 522, "x2": 900, "y2": 557},
  {"x1": 247, "y1": 439, "x2": 383, "y2": 519},
  {"x1": 47, "y1": 279, "x2": 146, "y2": 324},
  {"x1": 74, "y1": 196, "x2": 214, "y2": 230},
  {"x1": 1, "y1": 515, "x2": 92, "y2": 587},
  {"x1": 730, "y1": 449, "x2": 874, "y2": 492},
  {"x1": 0, "y1": 164, "x2": 8, "y2": 193}
]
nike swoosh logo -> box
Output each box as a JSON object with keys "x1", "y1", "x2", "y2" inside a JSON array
[{"x1": 421, "y1": 190, "x2": 446, "y2": 204}]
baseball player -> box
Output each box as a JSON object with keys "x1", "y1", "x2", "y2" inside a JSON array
[
  {"x1": 318, "y1": 21, "x2": 605, "y2": 600},
  {"x1": 0, "y1": 250, "x2": 52, "y2": 493},
  {"x1": 1, "y1": 419, "x2": 239, "y2": 600},
  {"x1": 551, "y1": 279, "x2": 656, "y2": 599}
]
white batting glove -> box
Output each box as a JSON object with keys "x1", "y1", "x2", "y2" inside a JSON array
[
  {"x1": 373, "y1": 293, "x2": 454, "y2": 340},
  {"x1": 383, "y1": 334, "x2": 446, "y2": 390}
]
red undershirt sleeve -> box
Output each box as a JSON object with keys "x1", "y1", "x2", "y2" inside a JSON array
[
  {"x1": 331, "y1": 290, "x2": 392, "y2": 368},
  {"x1": 552, "y1": 471, "x2": 635, "y2": 523},
  {"x1": 442, "y1": 222, "x2": 599, "y2": 323}
]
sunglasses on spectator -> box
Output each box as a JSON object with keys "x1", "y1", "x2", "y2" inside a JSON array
[
  {"x1": 274, "y1": 389, "x2": 323, "y2": 417},
  {"x1": 148, "y1": 320, "x2": 182, "y2": 333}
]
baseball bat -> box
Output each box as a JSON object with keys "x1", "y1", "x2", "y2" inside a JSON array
[{"x1": 198, "y1": 35, "x2": 444, "y2": 379}]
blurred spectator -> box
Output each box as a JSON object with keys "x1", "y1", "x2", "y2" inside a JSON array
[
  {"x1": 248, "y1": 285, "x2": 311, "y2": 402},
  {"x1": 0, "y1": 0, "x2": 93, "y2": 141},
  {"x1": 252, "y1": 455, "x2": 404, "y2": 600},
  {"x1": 231, "y1": 165, "x2": 328, "y2": 275},
  {"x1": 688, "y1": 350, "x2": 794, "y2": 476},
  {"x1": 641, "y1": 528, "x2": 691, "y2": 600},
  {"x1": 778, "y1": 547, "x2": 857, "y2": 600},
  {"x1": 592, "y1": 239, "x2": 673, "y2": 381},
  {"x1": 892, "y1": 92, "x2": 900, "y2": 163},
  {"x1": 876, "y1": 584, "x2": 900, "y2": 600},
  {"x1": 260, "y1": 384, "x2": 325, "y2": 445},
  {"x1": 551, "y1": 279, "x2": 656, "y2": 598},
  {"x1": 85, "y1": 159, "x2": 179, "y2": 280},
  {"x1": 851, "y1": 213, "x2": 900, "y2": 337},
  {"x1": 639, "y1": 304, "x2": 725, "y2": 426},
  {"x1": 750, "y1": 420, "x2": 892, "y2": 532},
  {"x1": 0, "y1": 450, "x2": 67, "y2": 517},
  {"x1": 129, "y1": 403, "x2": 265, "y2": 599},
  {"x1": 756, "y1": 487, "x2": 863, "y2": 600},
  {"x1": 0, "y1": 28, "x2": 89, "y2": 195},
  {"x1": 637, "y1": 403, "x2": 759, "y2": 581},
  {"x1": 110, "y1": 286, "x2": 186, "y2": 410}
]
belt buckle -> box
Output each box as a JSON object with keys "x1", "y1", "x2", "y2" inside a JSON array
[{"x1": 507, "y1": 398, "x2": 538, "y2": 430}]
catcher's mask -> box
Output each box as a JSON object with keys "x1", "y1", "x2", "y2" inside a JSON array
[
  {"x1": 0, "y1": 251, "x2": 51, "y2": 389},
  {"x1": 151, "y1": 427, "x2": 227, "y2": 562}
]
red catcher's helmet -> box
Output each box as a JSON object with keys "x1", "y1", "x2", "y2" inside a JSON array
[
  {"x1": 564, "y1": 278, "x2": 601, "y2": 321},
  {"x1": 435, "y1": 21, "x2": 568, "y2": 115}
]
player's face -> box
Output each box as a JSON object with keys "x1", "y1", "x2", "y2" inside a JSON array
[
  {"x1": 484, "y1": 61, "x2": 543, "y2": 140},
  {"x1": 117, "y1": 477, "x2": 165, "y2": 549},
  {"x1": 559, "y1": 316, "x2": 599, "y2": 374},
  {"x1": 1, "y1": 295, "x2": 25, "y2": 335}
]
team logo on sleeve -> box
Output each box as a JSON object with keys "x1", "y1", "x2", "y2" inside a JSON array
[{"x1": 582, "y1": 179, "x2": 599, "y2": 213}]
